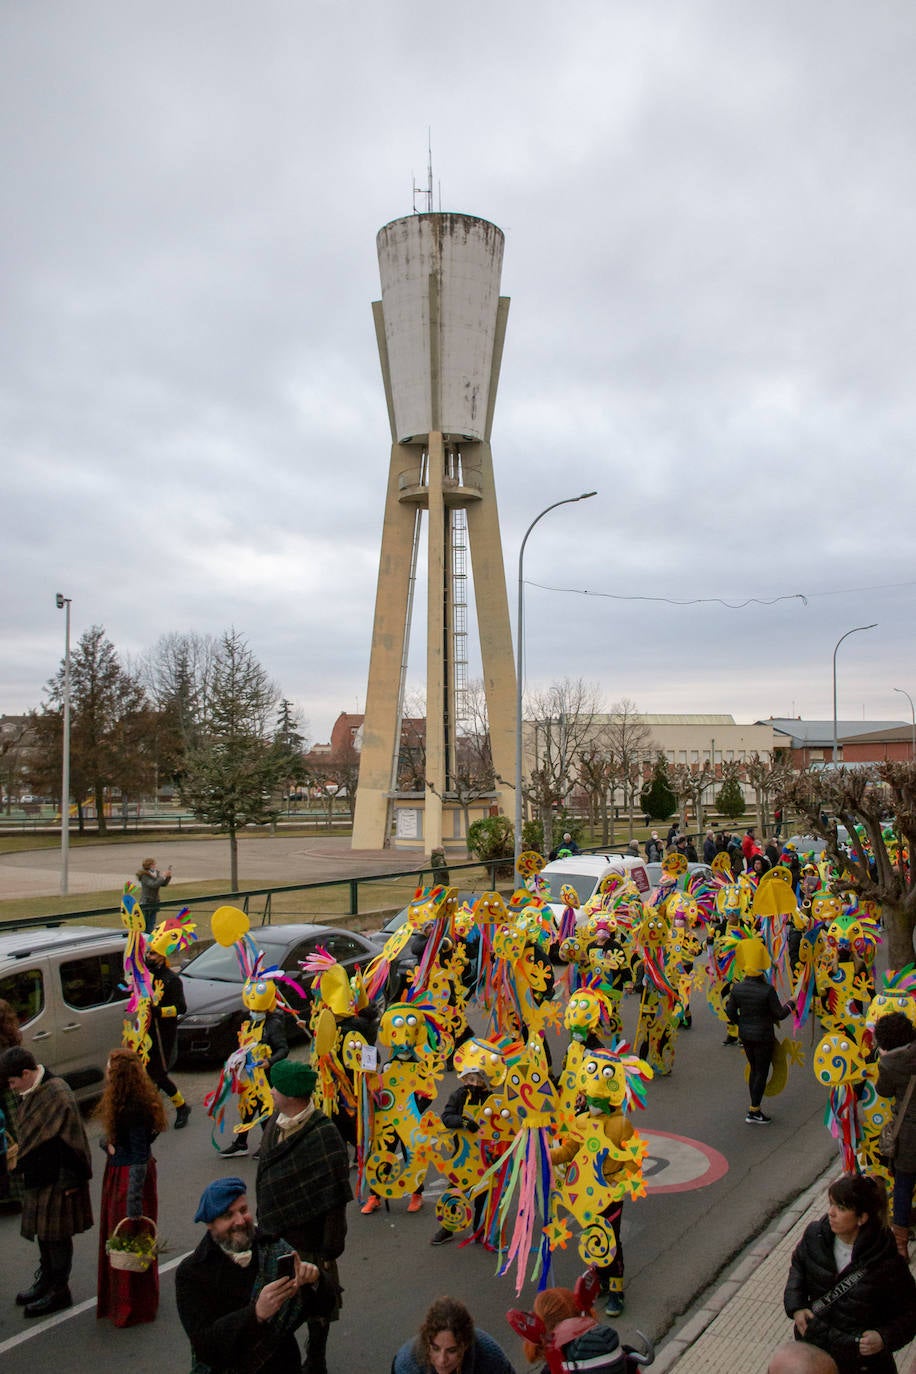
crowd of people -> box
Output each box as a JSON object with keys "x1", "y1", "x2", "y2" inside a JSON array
[{"x1": 0, "y1": 829, "x2": 914, "y2": 1374}]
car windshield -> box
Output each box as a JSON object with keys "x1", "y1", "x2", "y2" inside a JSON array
[
  {"x1": 182, "y1": 934, "x2": 282, "y2": 982},
  {"x1": 539, "y1": 870, "x2": 600, "y2": 905}
]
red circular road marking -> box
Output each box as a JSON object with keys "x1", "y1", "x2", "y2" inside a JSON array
[{"x1": 641, "y1": 1129, "x2": 729, "y2": 1194}]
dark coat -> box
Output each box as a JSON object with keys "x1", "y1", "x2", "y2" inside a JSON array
[
  {"x1": 784, "y1": 1215, "x2": 916, "y2": 1374},
  {"x1": 14, "y1": 1070, "x2": 93, "y2": 1242},
  {"x1": 175, "y1": 1228, "x2": 334, "y2": 1374},
  {"x1": 725, "y1": 976, "x2": 792, "y2": 1043},
  {"x1": 875, "y1": 1039, "x2": 916, "y2": 1172},
  {"x1": 256, "y1": 1108, "x2": 352, "y2": 1260}
]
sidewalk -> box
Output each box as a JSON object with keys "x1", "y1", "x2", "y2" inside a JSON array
[{"x1": 653, "y1": 1163, "x2": 916, "y2": 1374}]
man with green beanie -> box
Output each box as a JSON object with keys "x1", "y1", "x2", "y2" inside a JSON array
[{"x1": 256, "y1": 1059, "x2": 352, "y2": 1374}]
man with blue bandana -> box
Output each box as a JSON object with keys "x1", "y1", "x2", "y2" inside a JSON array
[{"x1": 175, "y1": 1177, "x2": 334, "y2": 1373}]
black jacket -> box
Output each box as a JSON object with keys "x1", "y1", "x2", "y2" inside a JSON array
[
  {"x1": 175, "y1": 1229, "x2": 334, "y2": 1374},
  {"x1": 784, "y1": 1215, "x2": 916, "y2": 1374},
  {"x1": 725, "y1": 975, "x2": 792, "y2": 1043},
  {"x1": 875, "y1": 1039, "x2": 916, "y2": 1172}
]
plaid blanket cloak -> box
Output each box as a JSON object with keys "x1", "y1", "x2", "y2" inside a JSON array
[
  {"x1": 16, "y1": 1072, "x2": 93, "y2": 1242},
  {"x1": 256, "y1": 1109, "x2": 352, "y2": 1257}
]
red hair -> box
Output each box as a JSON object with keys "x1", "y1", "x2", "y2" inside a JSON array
[{"x1": 523, "y1": 1288, "x2": 581, "y2": 1364}]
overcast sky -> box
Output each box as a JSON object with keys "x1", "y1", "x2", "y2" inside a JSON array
[{"x1": 3, "y1": 1, "x2": 915, "y2": 745}]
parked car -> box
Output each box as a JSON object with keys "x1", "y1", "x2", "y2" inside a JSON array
[
  {"x1": 646, "y1": 861, "x2": 714, "y2": 891},
  {"x1": 365, "y1": 892, "x2": 482, "y2": 1001},
  {"x1": 786, "y1": 827, "x2": 851, "y2": 858},
  {"x1": 537, "y1": 854, "x2": 652, "y2": 927},
  {"x1": 0, "y1": 925, "x2": 130, "y2": 1101},
  {"x1": 176, "y1": 923, "x2": 380, "y2": 1064}
]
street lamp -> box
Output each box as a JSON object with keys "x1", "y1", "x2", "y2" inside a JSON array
[
  {"x1": 515, "y1": 492, "x2": 597, "y2": 869},
  {"x1": 893, "y1": 687, "x2": 916, "y2": 760},
  {"x1": 832, "y1": 623, "x2": 877, "y2": 764},
  {"x1": 55, "y1": 593, "x2": 72, "y2": 895}
]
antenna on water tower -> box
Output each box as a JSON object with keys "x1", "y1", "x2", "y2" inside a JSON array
[{"x1": 411, "y1": 130, "x2": 434, "y2": 213}]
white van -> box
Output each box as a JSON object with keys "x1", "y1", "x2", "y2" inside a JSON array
[
  {"x1": 0, "y1": 925, "x2": 129, "y2": 1101},
  {"x1": 537, "y1": 853, "x2": 651, "y2": 926}
]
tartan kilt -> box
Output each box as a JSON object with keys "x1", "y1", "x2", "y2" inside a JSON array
[{"x1": 21, "y1": 1179, "x2": 93, "y2": 1243}]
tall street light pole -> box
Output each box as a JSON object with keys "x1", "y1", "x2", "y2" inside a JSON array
[
  {"x1": 832, "y1": 623, "x2": 877, "y2": 764},
  {"x1": 515, "y1": 492, "x2": 597, "y2": 870},
  {"x1": 56, "y1": 593, "x2": 72, "y2": 895},
  {"x1": 893, "y1": 686, "x2": 916, "y2": 760}
]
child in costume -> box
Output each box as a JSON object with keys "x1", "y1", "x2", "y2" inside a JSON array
[
  {"x1": 203, "y1": 906, "x2": 305, "y2": 1155},
  {"x1": 549, "y1": 1043, "x2": 652, "y2": 1317}
]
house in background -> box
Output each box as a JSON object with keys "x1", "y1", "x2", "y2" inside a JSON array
[{"x1": 766, "y1": 718, "x2": 911, "y2": 767}]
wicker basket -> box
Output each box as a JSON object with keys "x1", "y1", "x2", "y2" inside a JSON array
[{"x1": 106, "y1": 1216, "x2": 158, "y2": 1272}]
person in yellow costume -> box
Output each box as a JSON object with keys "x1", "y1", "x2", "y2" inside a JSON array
[
  {"x1": 549, "y1": 1043, "x2": 652, "y2": 1319},
  {"x1": 146, "y1": 915, "x2": 197, "y2": 1129}
]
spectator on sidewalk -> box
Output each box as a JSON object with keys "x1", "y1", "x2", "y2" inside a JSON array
[
  {"x1": 874, "y1": 1012, "x2": 916, "y2": 1260},
  {"x1": 645, "y1": 832, "x2": 663, "y2": 863},
  {"x1": 136, "y1": 858, "x2": 172, "y2": 934},
  {"x1": 703, "y1": 831, "x2": 717, "y2": 864},
  {"x1": 784, "y1": 1173, "x2": 916, "y2": 1374}
]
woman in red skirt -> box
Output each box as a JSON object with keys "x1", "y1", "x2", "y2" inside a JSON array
[{"x1": 95, "y1": 1047, "x2": 167, "y2": 1327}]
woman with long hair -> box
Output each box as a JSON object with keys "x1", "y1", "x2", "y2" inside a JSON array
[
  {"x1": 95, "y1": 1047, "x2": 168, "y2": 1327},
  {"x1": 0, "y1": 998, "x2": 23, "y2": 1209},
  {"x1": 392, "y1": 1296, "x2": 516, "y2": 1374},
  {"x1": 784, "y1": 1174, "x2": 916, "y2": 1373}
]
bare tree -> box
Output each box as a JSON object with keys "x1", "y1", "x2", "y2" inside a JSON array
[
  {"x1": 781, "y1": 763, "x2": 916, "y2": 967},
  {"x1": 0, "y1": 716, "x2": 34, "y2": 815},
  {"x1": 523, "y1": 679, "x2": 604, "y2": 850},
  {"x1": 604, "y1": 699, "x2": 654, "y2": 840},
  {"x1": 576, "y1": 739, "x2": 626, "y2": 846},
  {"x1": 669, "y1": 761, "x2": 716, "y2": 836},
  {"x1": 443, "y1": 680, "x2": 498, "y2": 850},
  {"x1": 397, "y1": 689, "x2": 427, "y2": 792},
  {"x1": 140, "y1": 631, "x2": 219, "y2": 791},
  {"x1": 743, "y1": 751, "x2": 792, "y2": 837}
]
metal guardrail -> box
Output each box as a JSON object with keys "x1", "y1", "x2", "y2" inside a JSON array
[{"x1": 0, "y1": 855, "x2": 523, "y2": 934}]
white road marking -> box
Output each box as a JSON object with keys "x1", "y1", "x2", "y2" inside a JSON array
[{"x1": 0, "y1": 1252, "x2": 190, "y2": 1355}]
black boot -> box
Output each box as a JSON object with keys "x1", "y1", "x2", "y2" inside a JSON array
[
  {"x1": 174, "y1": 1103, "x2": 191, "y2": 1130},
  {"x1": 16, "y1": 1270, "x2": 50, "y2": 1306},
  {"x1": 24, "y1": 1286, "x2": 72, "y2": 1318}
]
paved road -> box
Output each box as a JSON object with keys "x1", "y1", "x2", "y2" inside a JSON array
[
  {"x1": 0, "y1": 835, "x2": 422, "y2": 902},
  {"x1": 0, "y1": 991, "x2": 834, "y2": 1373}
]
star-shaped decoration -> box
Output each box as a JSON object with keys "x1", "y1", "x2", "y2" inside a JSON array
[{"x1": 542, "y1": 1215, "x2": 572, "y2": 1250}]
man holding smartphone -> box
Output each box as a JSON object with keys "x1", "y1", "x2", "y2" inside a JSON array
[{"x1": 176, "y1": 1177, "x2": 334, "y2": 1373}]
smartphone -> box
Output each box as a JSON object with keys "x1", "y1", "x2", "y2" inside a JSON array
[{"x1": 276, "y1": 1253, "x2": 296, "y2": 1282}]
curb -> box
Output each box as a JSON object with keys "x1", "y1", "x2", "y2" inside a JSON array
[{"x1": 650, "y1": 1163, "x2": 837, "y2": 1373}]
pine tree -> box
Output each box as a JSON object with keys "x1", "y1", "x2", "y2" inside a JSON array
[
  {"x1": 716, "y1": 774, "x2": 746, "y2": 820},
  {"x1": 640, "y1": 753, "x2": 677, "y2": 821},
  {"x1": 179, "y1": 630, "x2": 283, "y2": 888}
]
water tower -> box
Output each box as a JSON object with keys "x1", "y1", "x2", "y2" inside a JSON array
[{"x1": 351, "y1": 210, "x2": 517, "y2": 853}]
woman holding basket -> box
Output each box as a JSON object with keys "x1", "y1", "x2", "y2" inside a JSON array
[{"x1": 96, "y1": 1047, "x2": 167, "y2": 1327}]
